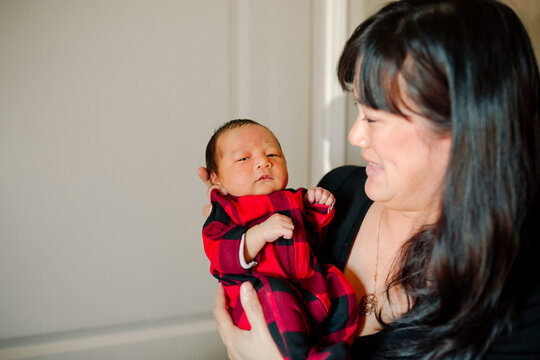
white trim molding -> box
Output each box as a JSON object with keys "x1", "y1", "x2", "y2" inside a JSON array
[
  {"x1": 0, "y1": 315, "x2": 223, "y2": 360},
  {"x1": 310, "y1": 0, "x2": 349, "y2": 185}
]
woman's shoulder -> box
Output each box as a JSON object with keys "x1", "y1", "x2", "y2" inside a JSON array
[
  {"x1": 318, "y1": 165, "x2": 367, "y2": 192},
  {"x1": 317, "y1": 165, "x2": 370, "y2": 217},
  {"x1": 349, "y1": 281, "x2": 540, "y2": 359},
  {"x1": 486, "y1": 279, "x2": 540, "y2": 358},
  {"x1": 318, "y1": 165, "x2": 365, "y2": 184},
  {"x1": 318, "y1": 165, "x2": 370, "y2": 212},
  {"x1": 316, "y1": 166, "x2": 371, "y2": 269}
]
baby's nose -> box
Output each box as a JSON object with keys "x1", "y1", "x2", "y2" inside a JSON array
[{"x1": 257, "y1": 157, "x2": 271, "y2": 168}]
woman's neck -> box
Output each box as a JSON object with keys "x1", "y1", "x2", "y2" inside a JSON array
[{"x1": 378, "y1": 202, "x2": 440, "y2": 245}]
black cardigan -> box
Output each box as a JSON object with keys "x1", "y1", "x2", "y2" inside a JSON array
[{"x1": 317, "y1": 165, "x2": 540, "y2": 359}]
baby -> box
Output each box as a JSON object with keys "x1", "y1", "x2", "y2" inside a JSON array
[{"x1": 202, "y1": 119, "x2": 358, "y2": 359}]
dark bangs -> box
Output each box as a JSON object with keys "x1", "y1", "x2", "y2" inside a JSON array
[
  {"x1": 357, "y1": 40, "x2": 406, "y2": 116},
  {"x1": 337, "y1": 13, "x2": 407, "y2": 116},
  {"x1": 337, "y1": 2, "x2": 452, "y2": 134}
]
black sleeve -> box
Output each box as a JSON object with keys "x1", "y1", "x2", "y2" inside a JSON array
[
  {"x1": 316, "y1": 166, "x2": 372, "y2": 271},
  {"x1": 485, "y1": 281, "x2": 540, "y2": 359},
  {"x1": 319, "y1": 169, "x2": 540, "y2": 359}
]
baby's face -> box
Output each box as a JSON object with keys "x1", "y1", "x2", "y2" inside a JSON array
[{"x1": 211, "y1": 125, "x2": 288, "y2": 196}]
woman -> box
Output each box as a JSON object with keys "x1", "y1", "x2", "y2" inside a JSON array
[{"x1": 205, "y1": 0, "x2": 540, "y2": 358}]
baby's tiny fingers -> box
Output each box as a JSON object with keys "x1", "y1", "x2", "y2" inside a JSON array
[
  {"x1": 283, "y1": 228, "x2": 294, "y2": 239},
  {"x1": 315, "y1": 188, "x2": 327, "y2": 203},
  {"x1": 307, "y1": 189, "x2": 316, "y2": 203},
  {"x1": 319, "y1": 191, "x2": 331, "y2": 205},
  {"x1": 306, "y1": 187, "x2": 323, "y2": 203},
  {"x1": 327, "y1": 194, "x2": 336, "y2": 206}
]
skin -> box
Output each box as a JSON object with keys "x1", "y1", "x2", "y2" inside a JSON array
[
  {"x1": 350, "y1": 86, "x2": 451, "y2": 216},
  {"x1": 209, "y1": 124, "x2": 335, "y2": 262},
  {"x1": 210, "y1": 124, "x2": 289, "y2": 197},
  {"x1": 199, "y1": 123, "x2": 337, "y2": 357},
  {"x1": 210, "y1": 125, "x2": 294, "y2": 261},
  {"x1": 213, "y1": 282, "x2": 282, "y2": 360},
  {"x1": 202, "y1": 101, "x2": 452, "y2": 356},
  {"x1": 344, "y1": 89, "x2": 451, "y2": 335}
]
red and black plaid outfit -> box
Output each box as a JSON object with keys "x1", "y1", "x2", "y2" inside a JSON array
[{"x1": 203, "y1": 188, "x2": 359, "y2": 359}]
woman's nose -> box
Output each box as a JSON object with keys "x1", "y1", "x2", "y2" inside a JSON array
[{"x1": 348, "y1": 116, "x2": 369, "y2": 148}]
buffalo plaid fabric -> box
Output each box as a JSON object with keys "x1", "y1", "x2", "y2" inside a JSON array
[{"x1": 203, "y1": 188, "x2": 359, "y2": 359}]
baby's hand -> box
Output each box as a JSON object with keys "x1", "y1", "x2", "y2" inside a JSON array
[
  {"x1": 258, "y1": 213, "x2": 294, "y2": 242},
  {"x1": 304, "y1": 187, "x2": 335, "y2": 209}
]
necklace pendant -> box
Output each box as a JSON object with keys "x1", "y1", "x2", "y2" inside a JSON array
[{"x1": 359, "y1": 293, "x2": 378, "y2": 316}]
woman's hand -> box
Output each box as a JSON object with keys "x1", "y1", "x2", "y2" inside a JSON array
[
  {"x1": 213, "y1": 282, "x2": 282, "y2": 360},
  {"x1": 198, "y1": 167, "x2": 227, "y2": 217}
]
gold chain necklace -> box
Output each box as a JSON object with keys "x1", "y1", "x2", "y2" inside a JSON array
[{"x1": 358, "y1": 207, "x2": 385, "y2": 316}]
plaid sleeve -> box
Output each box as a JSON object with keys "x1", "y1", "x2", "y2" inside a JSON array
[
  {"x1": 302, "y1": 189, "x2": 335, "y2": 250},
  {"x1": 202, "y1": 191, "x2": 249, "y2": 275}
]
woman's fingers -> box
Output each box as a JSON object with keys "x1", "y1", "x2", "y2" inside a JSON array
[
  {"x1": 198, "y1": 167, "x2": 227, "y2": 219},
  {"x1": 214, "y1": 285, "x2": 234, "y2": 342},
  {"x1": 240, "y1": 282, "x2": 267, "y2": 334},
  {"x1": 239, "y1": 283, "x2": 282, "y2": 359},
  {"x1": 198, "y1": 166, "x2": 215, "y2": 199},
  {"x1": 203, "y1": 204, "x2": 213, "y2": 218},
  {"x1": 214, "y1": 283, "x2": 282, "y2": 360},
  {"x1": 199, "y1": 166, "x2": 228, "y2": 196},
  {"x1": 198, "y1": 166, "x2": 211, "y2": 185}
]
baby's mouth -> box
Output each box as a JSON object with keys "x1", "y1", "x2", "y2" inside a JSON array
[{"x1": 257, "y1": 175, "x2": 273, "y2": 181}]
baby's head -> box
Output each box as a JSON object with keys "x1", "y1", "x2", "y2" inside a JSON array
[{"x1": 205, "y1": 119, "x2": 288, "y2": 197}]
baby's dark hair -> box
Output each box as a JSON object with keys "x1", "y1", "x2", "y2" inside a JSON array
[{"x1": 205, "y1": 119, "x2": 263, "y2": 178}]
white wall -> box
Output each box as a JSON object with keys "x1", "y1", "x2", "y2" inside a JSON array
[
  {"x1": 0, "y1": 1, "x2": 314, "y2": 359},
  {"x1": 503, "y1": 0, "x2": 540, "y2": 61},
  {"x1": 345, "y1": 0, "x2": 388, "y2": 167},
  {"x1": 1, "y1": 0, "x2": 538, "y2": 359}
]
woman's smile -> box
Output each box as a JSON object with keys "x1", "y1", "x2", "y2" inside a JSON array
[{"x1": 365, "y1": 160, "x2": 384, "y2": 177}]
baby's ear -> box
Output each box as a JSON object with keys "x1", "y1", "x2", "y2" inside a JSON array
[{"x1": 210, "y1": 172, "x2": 221, "y2": 186}]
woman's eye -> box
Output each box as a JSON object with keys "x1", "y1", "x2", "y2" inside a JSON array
[
  {"x1": 267, "y1": 154, "x2": 277, "y2": 158},
  {"x1": 366, "y1": 118, "x2": 376, "y2": 123}
]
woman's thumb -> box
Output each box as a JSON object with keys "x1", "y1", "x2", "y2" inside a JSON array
[{"x1": 240, "y1": 282, "x2": 266, "y2": 331}]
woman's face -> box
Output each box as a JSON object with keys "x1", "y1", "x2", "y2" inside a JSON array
[{"x1": 349, "y1": 91, "x2": 452, "y2": 214}]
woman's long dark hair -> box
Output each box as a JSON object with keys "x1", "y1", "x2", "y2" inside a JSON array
[{"x1": 338, "y1": 0, "x2": 540, "y2": 358}]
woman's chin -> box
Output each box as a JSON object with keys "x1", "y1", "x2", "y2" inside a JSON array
[{"x1": 364, "y1": 178, "x2": 387, "y2": 202}]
